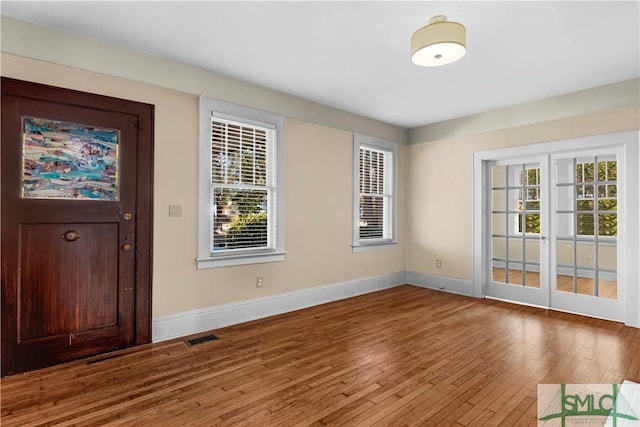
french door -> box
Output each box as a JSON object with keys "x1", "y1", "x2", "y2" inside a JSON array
[
  {"x1": 549, "y1": 149, "x2": 623, "y2": 320},
  {"x1": 488, "y1": 156, "x2": 549, "y2": 308},
  {"x1": 485, "y1": 147, "x2": 625, "y2": 321}
]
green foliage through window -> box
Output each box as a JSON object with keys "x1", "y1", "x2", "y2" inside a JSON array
[
  {"x1": 226, "y1": 212, "x2": 268, "y2": 249},
  {"x1": 517, "y1": 161, "x2": 617, "y2": 236}
]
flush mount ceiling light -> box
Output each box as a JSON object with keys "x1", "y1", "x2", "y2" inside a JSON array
[{"x1": 411, "y1": 15, "x2": 466, "y2": 67}]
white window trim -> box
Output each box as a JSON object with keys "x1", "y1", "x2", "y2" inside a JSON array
[
  {"x1": 352, "y1": 133, "x2": 398, "y2": 252},
  {"x1": 197, "y1": 96, "x2": 286, "y2": 269}
]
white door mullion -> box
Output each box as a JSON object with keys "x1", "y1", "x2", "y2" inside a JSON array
[{"x1": 540, "y1": 154, "x2": 550, "y2": 308}]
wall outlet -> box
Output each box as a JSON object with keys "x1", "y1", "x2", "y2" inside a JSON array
[
  {"x1": 256, "y1": 277, "x2": 264, "y2": 288},
  {"x1": 436, "y1": 259, "x2": 442, "y2": 268}
]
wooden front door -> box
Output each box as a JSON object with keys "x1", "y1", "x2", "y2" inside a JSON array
[{"x1": 1, "y1": 78, "x2": 154, "y2": 376}]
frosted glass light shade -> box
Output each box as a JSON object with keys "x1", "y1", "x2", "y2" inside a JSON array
[{"x1": 411, "y1": 17, "x2": 466, "y2": 66}]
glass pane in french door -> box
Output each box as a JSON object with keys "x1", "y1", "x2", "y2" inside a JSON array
[
  {"x1": 488, "y1": 159, "x2": 547, "y2": 306},
  {"x1": 551, "y1": 153, "x2": 622, "y2": 320}
]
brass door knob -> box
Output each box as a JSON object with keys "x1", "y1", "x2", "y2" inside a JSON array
[
  {"x1": 123, "y1": 212, "x2": 133, "y2": 221},
  {"x1": 62, "y1": 230, "x2": 81, "y2": 242},
  {"x1": 122, "y1": 243, "x2": 132, "y2": 251}
]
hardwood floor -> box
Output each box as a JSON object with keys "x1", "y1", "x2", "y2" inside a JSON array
[{"x1": 2, "y1": 285, "x2": 638, "y2": 426}]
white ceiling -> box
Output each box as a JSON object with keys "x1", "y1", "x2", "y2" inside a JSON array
[{"x1": 1, "y1": 1, "x2": 639, "y2": 128}]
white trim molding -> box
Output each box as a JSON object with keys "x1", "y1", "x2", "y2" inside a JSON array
[
  {"x1": 406, "y1": 271, "x2": 473, "y2": 297},
  {"x1": 153, "y1": 271, "x2": 407, "y2": 342}
]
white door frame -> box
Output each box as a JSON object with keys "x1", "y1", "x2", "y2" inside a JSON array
[{"x1": 472, "y1": 131, "x2": 639, "y2": 327}]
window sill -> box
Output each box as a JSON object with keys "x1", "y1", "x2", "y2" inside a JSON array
[
  {"x1": 196, "y1": 251, "x2": 286, "y2": 269},
  {"x1": 352, "y1": 241, "x2": 398, "y2": 253}
]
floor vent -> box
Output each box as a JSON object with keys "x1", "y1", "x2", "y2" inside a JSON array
[{"x1": 185, "y1": 334, "x2": 219, "y2": 346}]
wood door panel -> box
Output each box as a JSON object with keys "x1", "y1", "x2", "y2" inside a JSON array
[
  {"x1": 16, "y1": 326, "x2": 121, "y2": 369},
  {"x1": 19, "y1": 223, "x2": 119, "y2": 342},
  {"x1": 14, "y1": 202, "x2": 122, "y2": 222}
]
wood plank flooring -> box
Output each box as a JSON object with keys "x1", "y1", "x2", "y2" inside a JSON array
[{"x1": 2, "y1": 285, "x2": 639, "y2": 426}]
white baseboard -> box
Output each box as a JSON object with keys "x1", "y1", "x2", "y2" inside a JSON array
[
  {"x1": 406, "y1": 271, "x2": 473, "y2": 297},
  {"x1": 152, "y1": 271, "x2": 407, "y2": 342}
]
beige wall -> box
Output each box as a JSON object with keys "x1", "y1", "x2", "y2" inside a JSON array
[
  {"x1": 406, "y1": 104, "x2": 639, "y2": 281},
  {"x1": 1, "y1": 17, "x2": 409, "y2": 319},
  {"x1": 408, "y1": 79, "x2": 639, "y2": 144},
  {"x1": 2, "y1": 16, "x2": 638, "y2": 324},
  {"x1": 1, "y1": 53, "x2": 406, "y2": 318}
]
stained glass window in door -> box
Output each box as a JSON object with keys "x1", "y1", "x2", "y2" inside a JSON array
[{"x1": 22, "y1": 117, "x2": 119, "y2": 200}]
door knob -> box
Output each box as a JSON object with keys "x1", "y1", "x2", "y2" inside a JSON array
[
  {"x1": 62, "y1": 230, "x2": 81, "y2": 242},
  {"x1": 122, "y1": 243, "x2": 132, "y2": 251}
]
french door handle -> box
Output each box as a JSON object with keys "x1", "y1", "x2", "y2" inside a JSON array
[{"x1": 540, "y1": 235, "x2": 547, "y2": 241}]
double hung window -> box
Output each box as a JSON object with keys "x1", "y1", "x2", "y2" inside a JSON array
[
  {"x1": 197, "y1": 97, "x2": 285, "y2": 268},
  {"x1": 353, "y1": 133, "x2": 397, "y2": 250}
]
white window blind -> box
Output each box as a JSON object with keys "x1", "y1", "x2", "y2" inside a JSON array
[
  {"x1": 352, "y1": 133, "x2": 397, "y2": 250},
  {"x1": 210, "y1": 117, "x2": 277, "y2": 253},
  {"x1": 359, "y1": 146, "x2": 392, "y2": 240},
  {"x1": 197, "y1": 96, "x2": 285, "y2": 269}
]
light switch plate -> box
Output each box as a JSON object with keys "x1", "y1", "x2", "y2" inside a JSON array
[{"x1": 168, "y1": 205, "x2": 182, "y2": 217}]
